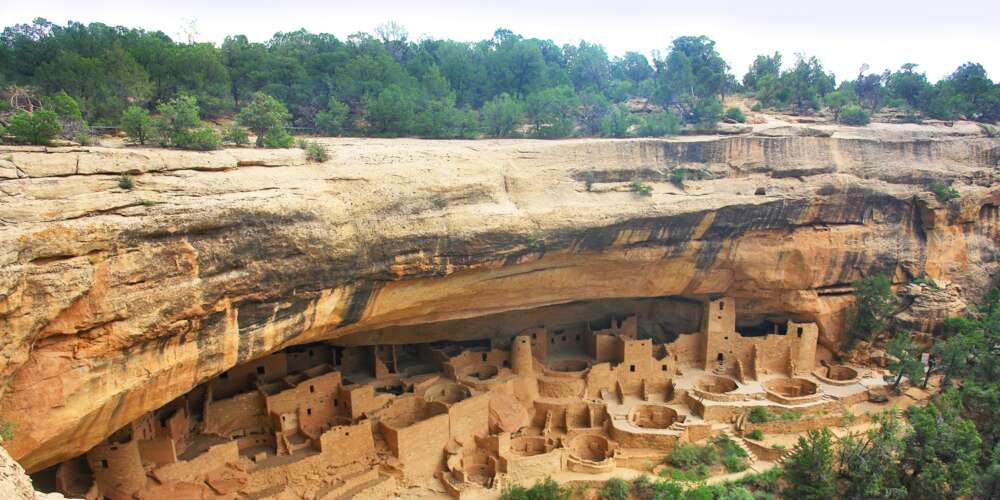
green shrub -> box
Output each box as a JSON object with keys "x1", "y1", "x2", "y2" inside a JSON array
[
  {"x1": 261, "y1": 127, "x2": 294, "y2": 148},
  {"x1": 501, "y1": 477, "x2": 569, "y2": 500},
  {"x1": 599, "y1": 478, "x2": 630, "y2": 500},
  {"x1": 735, "y1": 468, "x2": 783, "y2": 493},
  {"x1": 238, "y1": 92, "x2": 292, "y2": 147},
  {"x1": 636, "y1": 110, "x2": 681, "y2": 137},
  {"x1": 0, "y1": 419, "x2": 14, "y2": 442},
  {"x1": 121, "y1": 106, "x2": 153, "y2": 145},
  {"x1": 669, "y1": 167, "x2": 708, "y2": 188},
  {"x1": 315, "y1": 97, "x2": 350, "y2": 135},
  {"x1": 658, "y1": 465, "x2": 709, "y2": 482},
  {"x1": 7, "y1": 109, "x2": 61, "y2": 144},
  {"x1": 667, "y1": 442, "x2": 717, "y2": 470},
  {"x1": 712, "y1": 434, "x2": 750, "y2": 472},
  {"x1": 780, "y1": 411, "x2": 803, "y2": 421},
  {"x1": 174, "y1": 127, "x2": 221, "y2": 151},
  {"x1": 154, "y1": 95, "x2": 201, "y2": 146},
  {"x1": 839, "y1": 105, "x2": 871, "y2": 126},
  {"x1": 746, "y1": 429, "x2": 764, "y2": 440},
  {"x1": 599, "y1": 104, "x2": 634, "y2": 138},
  {"x1": 724, "y1": 106, "x2": 747, "y2": 123},
  {"x1": 222, "y1": 123, "x2": 249, "y2": 146},
  {"x1": 748, "y1": 407, "x2": 770, "y2": 423},
  {"x1": 304, "y1": 142, "x2": 328, "y2": 162},
  {"x1": 631, "y1": 475, "x2": 654, "y2": 498},
  {"x1": 631, "y1": 180, "x2": 653, "y2": 197},
  {"x1": 930, "y1": 181, "x2": 960, "y2": 202},
  {"x1": 118, "y1": 174, "x2": 135, "y2": 190}
]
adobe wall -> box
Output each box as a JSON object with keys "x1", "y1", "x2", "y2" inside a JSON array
[
  {"x1": 211, "y1": 353, "x2": 288, "y2": 399},
  {"x1": 336, "y1": 346, "x2": 376, "y2": 377},
  {"x1": 152, "y1": 441, "x2": 239, "y2": 483},
  {"x1": 203, "y1": 391, "x2": 268, "y2": 437},
  {"x1": 448, "y1": 392, "x2": 491, "y2": 446},
  {"x1": 608, "y1": 426, "x2": 679, "y2": 451},
  {"x1": 382, "y1": 413, "x2": 449, "y2": 479},
  {"x1": 337, "y1": 385, "x2": 377, "y2": 419},
  {"x1": 265, "y1": 369, "x2": 340, "y2": 416},
  {"x1": 502, "y1": 449, "x2": 563, "y2": 484},
  {"x1": 319, "y1": 420, "x2": 375, "y2": 466},
  {"x1": 137, "y1": 437, "x2": 176, "y2": 465},
  {"x1": 791, "y1": 321, "x2": 819, "y2": 373},
  {"x1": 86, "y1": 440, "x2": 146, "y2": 497},
  {"x1": 286, "y1": 346, "x2": 334, "y2": 373}
]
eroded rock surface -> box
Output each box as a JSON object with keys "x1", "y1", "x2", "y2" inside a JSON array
[{"x1": 1, "y1": 122, "x2": 998, "y2": 470}]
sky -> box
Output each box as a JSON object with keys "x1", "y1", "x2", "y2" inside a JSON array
[{"x1": 2, "y1": 0, "x2": 999, "y2": 82}]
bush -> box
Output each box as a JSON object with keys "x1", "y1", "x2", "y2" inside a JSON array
[
  {"x1": 746, "y1": 429, "x2": 764, "y2": 440},
  {"x1": 261, "y1": 127, "x2": 294, "y2": 148},
  {"x1": 658, "y1": 465, "x2": 709, "y2": 482},
  {"x1": 481, "y1": 93, "x2": 524, "y2": 138},
  {"x1": 154, "y1": 96, "x2": 201, "y2": 146},
  {"x1": 712, "y1": 434, "x2": 750, "y2": 472},
  {"x1": 74, "y1": 134, "x2": 95, "y2": 146},
  {"x1": 724, "y1": 106, "x2": 747, "y2": 123},
  {"x1": 501, "y1": 477, "x2": 569, "y2": 500},
  {"x1": 636, "y1": 110, "x2": 681, "y2": 137},
  {"x1": 174, "y1": 127, "x2": 221, "y2": 151},
  {"x1": 780, "y1": 411, "x2": 803, "y2": 421},
  {"x1": 304, "y1": 142, "x2": 328, "y2": 162},
  {"x1": 599, "y1": 478, "x2": 630, "y2": 500},
  {"x1": 118, "y1": 174, "x2": 135, "y2": 190},
  {"x1": 630, "y1": 180, "x2": 653, "y2": 196},
  {"x1": 315, "y1": 97, "x2": 350, "y2": 135},
  {"x1": 839, "y1": 105, "x2": 871, "y2": 126},
  {"x1": 667, "y1": 442, "x2": 717, "y2": 470},
  {"x1": 691, "y1": 96, "x2": 723, "y2": 129},
  {"x1": 0, "y1": 419, "x2": 14, "y2": 442},
  {"x1": 6, "y1": 110, "x2": 61, "y2": 144},
  {"x1": 238, "y1": 92, "x2": 292, "y2": 147},
  {"x1": 930, "y1": 181, "x2": 960, "y2": 202},
  {"x1": 599, "y1": 105, "x2": 633, "y2": 138},
  {"x1": 631, "y1": 476, "x2": 654, "y2": 499},
  {"x1": 748, "y1": 407, "x2": 770, "y2": 423},
  {"x1": 669, "y1": 167, "x2": 708, "y2": 188},
  {"x1": 121, "y1": 106, "x2": 153, "y2": 145},
  {"x1": 222, "y1": 123, "x2": 249, "y2": 146}
]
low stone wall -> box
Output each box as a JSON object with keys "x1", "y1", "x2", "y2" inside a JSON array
[
  {"x1": 743, "y1": 412, "x2": 871, "y2": 435},
  {"x1": 743, "y1": 439, "x2": 788, "y2": 462}
]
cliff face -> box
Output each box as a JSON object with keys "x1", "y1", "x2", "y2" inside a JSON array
[{"x1": 1, "y1": 122, "x2": 998, "y2": 471}]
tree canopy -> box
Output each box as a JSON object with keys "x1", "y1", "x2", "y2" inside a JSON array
[{"x1": 1, "y1": 18, "x2": 997, "y2": 141}]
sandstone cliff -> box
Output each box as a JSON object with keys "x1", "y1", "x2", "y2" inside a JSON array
[{"x1": 1, "y1": 120, "x2": 998, "y2": 471}]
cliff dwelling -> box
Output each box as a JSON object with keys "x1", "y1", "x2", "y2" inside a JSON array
[{"x1": 29, "y1": 296, "x2": 886, "y2": 499}]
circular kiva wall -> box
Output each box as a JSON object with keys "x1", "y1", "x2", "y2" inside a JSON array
[
  {"x1": 548, "y1": 359, "x2": 590, "y2": 373},
  {"x1": 628, "y1": 405, "x2": 679, "y2": 429},
  {"x1": 424, "y1": 382, "x2": 472, "y2": 404},
  {"x1": 696, "y1": 375, "x2": 738, "y2": 394},
  {"x1": 569, "y1": 434, "x2": 613, "y2": 461},
  {"x1": 509, "y1": 436, "x2": 553, "y2": 456},
  {"x1": 764, "y1": 377, "x2": 818, "y2": 397},
  {"x1": 814, "y1": 365, "x2": 859, "y2": 384}
]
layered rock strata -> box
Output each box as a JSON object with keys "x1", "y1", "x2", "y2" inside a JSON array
[{"x1": 1, "y1": 121, "x2": 998, "y2": 470}]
